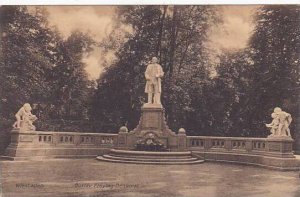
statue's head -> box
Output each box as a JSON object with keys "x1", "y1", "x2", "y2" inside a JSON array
[
  {"x1": 151, "y1": 57, "x2": 158, "y2": 64},
  {"x1": 23, "y1": 103, "x2": 32, "y2": 112},
  {"x1": 271, "y1": 113, "x2": 278, "y2": 119},
  {"x1": 274, "y1": 107, "x2": 282, "y2": 113}
]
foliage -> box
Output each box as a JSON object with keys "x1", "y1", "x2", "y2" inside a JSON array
[
  {"x1": 90, "y1": 6, "x2": 220, "y2": 133},
  {"x1": 246, "y1": 5, "x2": 300, "y2": 136},
  {"x1": 0, "y1": 5, "x2": 298, "y2": 139},
  {"x1": 0, "y1": 6, "x2": 95, "y2": 132}
]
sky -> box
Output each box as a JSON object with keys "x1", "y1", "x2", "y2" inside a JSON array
[{"x1": 42, "y1": 6, "x2": 259, "y2": 80}]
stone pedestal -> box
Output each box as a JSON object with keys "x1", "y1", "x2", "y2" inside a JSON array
[
  {"x1": 119, "y1": 104, "x2": 180, "y2": 151},
  {"x1": 267, "y1": 136, "x2": 295, "y2": 157},
  {"x1": 133, "y1": 104, "x2": 174, "y2": 135}
]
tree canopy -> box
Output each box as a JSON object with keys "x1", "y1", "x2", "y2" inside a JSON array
[
  {"x1": 1, "y1": 5, "x2": 299, "y2": 138},
  {"x1": 0, "y1": 6, "x2": 95, "y2": 131}
]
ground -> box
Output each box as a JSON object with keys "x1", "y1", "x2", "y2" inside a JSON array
[{"x1": 1, "y1": 158, "x2": 300, "y2": 197}]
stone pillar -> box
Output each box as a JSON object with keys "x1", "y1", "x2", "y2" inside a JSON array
[
  {"x1": 117, "y1": 126, "x2": 128, "y2": 149},
  {"x1": 177, "y1": 128, "x2": 187, "y2": 151}
]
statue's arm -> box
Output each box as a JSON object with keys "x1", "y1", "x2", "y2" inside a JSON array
[
  {"x1": 145, "y1": 65, "x2": 150, "y2": 80},
  {"x1": 287, "y1": 114, "x2": 292, "y2": 124},
  {"x1": 160, "y1": 66, "x2": 164, "y2": 77},
  {"x1": 15, "y1": 108, "x2": 24, "y2": 119},
  {"x1": 157, "y1": 65, "x2": 164, "y2": 78},
  {"x1": 15, "y1": 107, "x2": 24, "y2": 128}
]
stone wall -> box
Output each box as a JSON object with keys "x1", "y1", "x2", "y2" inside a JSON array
[
  {"x1": 2, "y1": 130, "x2": 299, "y2": 170},
  {"x1": 187, "y1": 136, "x2": 300, "y2": 170},
  {"x1": 3, "y1": 130, "x2": 118, "y2": 160}
]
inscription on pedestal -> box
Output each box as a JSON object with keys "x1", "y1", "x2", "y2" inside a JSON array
[
  {"x1": 143, "y1": 112, "x2": 160, "y2": 129},
  {"x1": 269, "y1": 143, "x2": 281, "y2": 152},
  {"x1": 283, "y1": 143, "x2": 292, "y2": 152},
  {"x1": 19, "y1": 135, "x2": 33, "y2": 142}
]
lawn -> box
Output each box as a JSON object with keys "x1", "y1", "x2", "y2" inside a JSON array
[{"x1": 1, "y1": 159, "x2": 300, "y2": 197}]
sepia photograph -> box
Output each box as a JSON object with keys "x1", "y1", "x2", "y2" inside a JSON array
[{"x1": 0, "y1": 3, "x2": 299, "y2": 197}]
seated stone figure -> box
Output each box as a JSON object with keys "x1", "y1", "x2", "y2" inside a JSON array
[
  {"x1": 13, "y1": 103, "x2": 37, "y2": 131},
  {"x1": 266, "y1": 112, "x2": 279, "y2": 136},
  {"x1": 266, "y1": 107, "x2": 292, "y2": 138}
]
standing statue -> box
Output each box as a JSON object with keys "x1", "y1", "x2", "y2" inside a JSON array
[
  {"x1": 266, "y1": 107, "x2": 292, "y2": 137},
  {"x1": 13, "y1": 103, "x2": 37, "y2": 131},
  {"x1": 145, "y1": 57, "x2": 164, "y2": 104}
]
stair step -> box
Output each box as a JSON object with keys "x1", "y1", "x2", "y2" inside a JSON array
[
  {"x1": 110, "y1": 149, "x2": 192, "y2": 157},
  {"x1": 96, "y1": 156, "x2": 204, "y2": 165},
  {"x1": 103, "y1": 154, "x2": 198, "y2": 162},
  {"x1": 109, "y1": 153, "x2": 192, "y2": 159}
]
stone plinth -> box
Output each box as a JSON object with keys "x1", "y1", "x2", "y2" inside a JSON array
[
  {"x1": 119, "y1": 104, "x2": 180, "y2": 151},
  {"x1": 2, "y1": 130, "x2": 118, "y2": 160},
  {"x1": 0, "y1": 131, "x2": 10, "y2": 155},
  {"x1": 97, "y1": 149, "x2": 204, "y2": 164},
  {"x1": 134, "y1": 104, "x2": 174, "y2": 135},
  {"x1": 267, "y1": 136, "x2": 294, "y2": 157}
]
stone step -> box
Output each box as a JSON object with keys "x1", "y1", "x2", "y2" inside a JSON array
[
  {"x1": 109, "y1": 153, "x2": 193, "y2": 159},
  {"x1": 96, "y1": 156, "x2": 204, "y2": 165},
  {"x1": 110, "y1": 149, "x2": 192, "y2": 157},
  {"x1": 102, "y1": 154, "x2": 198, "y2": 162}
]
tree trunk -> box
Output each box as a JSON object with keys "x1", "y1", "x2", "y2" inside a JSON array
[
  {"x1": 169, "y1": 5, "x2": 178, "y2": 79},
  {"x1": 156, "y1": 5, "x2": 168, "y2": 60}
]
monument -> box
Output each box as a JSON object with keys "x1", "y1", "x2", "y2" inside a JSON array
[
  {"x1": 97, "y1": 57, "x2": 203, "y2": 164},
  {"x1": 12, "y1": 103, "x2": 37, "y2": 131},
  {"x1": 266, "y1": 107, "x2": 292, "y2": 138},
  {"x1": 2, "y1": 59, "x2": 298, "y2": 168},
  {"x1": 117, "y1": 57, "x2": 182, "y2": 151},
  {"x1": 144, "y1": 57, "x2": 164, "y2": 105}
]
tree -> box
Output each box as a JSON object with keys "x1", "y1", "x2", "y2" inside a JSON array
[
  {"x1": 90, "y1": 5, "x2": 220, "y2": 133},
  {"x1": 50, "y1": 31, "x2": 95, "y2": 120},
  {"x1": 206, "y1": 49, "x2": 254, "y2": 136},
  {"x1": 0, "y1": 6, "x2": 96, "y2": 132},
  {"x1": 0, "y1": 6, "x2": 54, "y2": 125},
  {"x1": 247, "y1": 5, "x2": 300, "y2": 137}
]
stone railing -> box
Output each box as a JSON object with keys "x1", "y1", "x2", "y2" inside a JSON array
[
  {"x1": 4, "y1": 130, "x2": 118, "y2": 160},
  {"x1": 3, "y1": 130, "x2": 299, "y2": 170},
  {"x1": 187, "y1": 136, "x2": 293, "y2": 155},
  {"x1": 34, "y1": 131, "x2": 117, "y2": 146},
  {"x1": 186, "y1": 136, "x2": 299, "y2": 170}
]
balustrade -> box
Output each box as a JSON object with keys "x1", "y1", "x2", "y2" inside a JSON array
[
  {"x1": 38, "y1": 135, "x2": 52, "y2": 143},
  {"x1": 187, "y1": 137, "x2": 271, "y2": 153},
  {"x1": 232, "y1": 140, "x2": 246, "y2": 150},
  {"x1": 80, "y1": 136, "x2": 95, "y2": 144}
]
